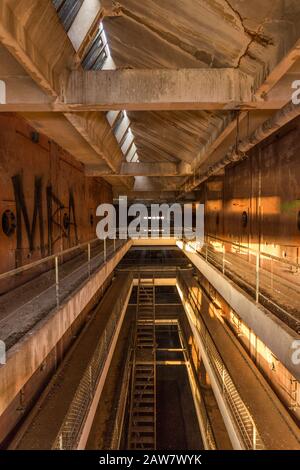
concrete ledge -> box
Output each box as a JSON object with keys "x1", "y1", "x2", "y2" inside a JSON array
[
  {"x1": 0, "y1": 240, "x2": 132, "y2": 418},
  {"x1": 133, "y1": 238, "x2": 177, "y2": 246},
  {"x1": 177, "y1": 241, "x2": 300, "y2": 381}
]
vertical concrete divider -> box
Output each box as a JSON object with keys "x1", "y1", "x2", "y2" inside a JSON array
[{"x1": 77, "y1": 282, "x2": 134, "y2": 449}]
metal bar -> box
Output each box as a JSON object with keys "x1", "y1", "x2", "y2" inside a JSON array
[
  {"x1": 0, "y1": 238, "x2": 99, "y2": 281},
  {"x1": 222, "y1": 244, "x2": 226, "y2": 275},
  {"x1": 55, "y1": 256, "x2": 59, "y2": 307},
  {"x1": 256, "y1": 252, "x2": 260, "y2": 303},
  {"x1": 88, "y1": 243, "x2": 91, "y2": 277},
  {"x1": 206, "y1": 234, "x2": 300, "y2": 268}
]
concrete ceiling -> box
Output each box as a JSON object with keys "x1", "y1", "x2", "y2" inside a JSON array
[
  {"x1": 1, "y1": 0, "x2": 300, "y2": 200},
  {"x1": 102, "y1": 0, "x2": 300, "y2": 193}
]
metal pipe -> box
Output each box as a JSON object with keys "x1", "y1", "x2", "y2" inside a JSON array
[{"x1": 185, "y1": 101, "x2": 300, "y2": 192}]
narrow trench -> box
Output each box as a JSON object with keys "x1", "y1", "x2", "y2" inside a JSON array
[
  {"x1": 155, "y1": 325, "x2": 203, "y2": 450},
  {"x1": 118, "y1": 301, "x2": 204, "y2": 450}
]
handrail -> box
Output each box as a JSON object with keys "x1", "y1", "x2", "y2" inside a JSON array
[
  {"x1": 182, "y1": 236, "x2": 300, "y2": 330},
  {"x1": 0, "y1": 237, "x2": 100, "y2": 281},
  {"x1": 110, "y1": 328, "x2": 134, "y2": 449},
  {"x1": 205, "y1": 234, "x2": 300, "y2": 269},
  {"x1": 178, "y1": 322, "x2": 217, "y2": 450},
  {"x1": 52, "y1": 297, "x2": 124, "y2": 450},
  {"x1": 177, "y1": 271, "x2": 265, "y2": 450}
]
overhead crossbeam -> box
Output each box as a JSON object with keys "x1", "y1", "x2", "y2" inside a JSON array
[
  {"x1": 63, "y1": 68, "x2": 257, "y2": 112},
  {"x1": 0, "y1": 67, "x2": 297, "y2": 112},
  {"x1": 0, "y1": 68, "x2": 271, "y2": 112},
  {"x1": 85, "y1": 161, "x2": 193, "y2": 177}
]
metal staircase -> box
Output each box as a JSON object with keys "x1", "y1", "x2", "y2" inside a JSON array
[{"x1": 128, "y1": 277, "x2": 156, "y2": 450}]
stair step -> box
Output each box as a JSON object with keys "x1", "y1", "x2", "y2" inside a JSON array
[
  {"x1": 131, "y1": 426, "x2": 154, "y2": 433},
  {"x1": 133, "y1": 407, "x2": 154, "y2": 413},
  {"x1": 135, "y1": 380, "x2": 154, "y2": 385},
  {"x1": 134, "y1": 382, "x2": 154, "y2": 390},
  {"x1": 130, "y1": 437, "x2": 155, "y2": 445},
  {"x1": 135, "y1": 374, "x2": 154, "y2": 379},
  {"x1": 133, "y1": 415, "x2": 154, "y2": 423},
  {"x1": 133, "y1": 397, "x2": 154, "y2": 403}
]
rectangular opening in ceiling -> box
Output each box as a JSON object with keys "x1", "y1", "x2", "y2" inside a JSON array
[
  {"x1": 82, "y1": 27, "x2": 108, "y2": 70},
  {"x1": 52, "y1": 0, "x2": 84, "y2": 32}
]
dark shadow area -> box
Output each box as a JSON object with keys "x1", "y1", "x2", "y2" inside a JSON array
[{"x1": 157, "y1": 365, "x2": 203, "y2": 450}]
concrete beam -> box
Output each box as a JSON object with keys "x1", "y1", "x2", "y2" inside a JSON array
[
  {"x1": 20, "y1": 112, "x2": 111, "y2": 171},
  {"x1": 64, "y1": 112, "x2": 123, "y2": 173},
  {"x1": 185, "y1": 100, "x2": 300, "y2": 191},
  {"x1": 86, "y1": 161, "x2": 193, "y2": 177},
  {"x1": 61, "y1": 69, "x2": 257, "y2": 112},
  {"x1": 0, "y1": 0, "x2": 124, "y2": 177},
  {"x1": 133, "y1": 176, "x2": 185, "y2": 192},
  {"x1": 114, "y1": 189, "x2": 178, "y2": 200},
  {"x1": 180, "y1": 39, "x2": 300, "y2": 193},
  {"x1": 0, "y1": 68, "x2": 258, "y2": 112},
  {"x1": 113, "y1": 189, "x2": 197, "y2": 203},
  {"x1": 60, "y1": 67, "x2": 299, "y2": 111},
  {"x1": 0, "y1": 45, "x2": 51, "y2": 106},
  {"x1": 256, "y1": 39, "x2": 300, "y2": 100},
  {"x1": 0, "y1": 0, "x2": 74, "y2": 97}
]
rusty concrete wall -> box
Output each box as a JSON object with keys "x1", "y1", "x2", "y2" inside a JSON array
[
  {"x1": 0, "y1": 114, "x2": 112, "y2": 274},
  {"x1": 204, "y1": 115, "x2": 300, "y2": 262}
]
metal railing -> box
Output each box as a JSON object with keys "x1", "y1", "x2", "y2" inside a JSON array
[
  {"x1": 178, "y1": 324, "x2": 217, "y2": 450},
  {"x1": 177, "y1": 271, "x2": 265, "y2": 450},
  {"x1": 52, "y1": 303, "x2": 122, "y2": 450},
  {"x1": 110, "y1": 329, "x2": 134, "y2": 449},
  {"x1": 0, "y1": 237, "x2": 127, "y2": 348},
  {"x1": 184, "y1": 235, "x2": 300, "y2": 332}
]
